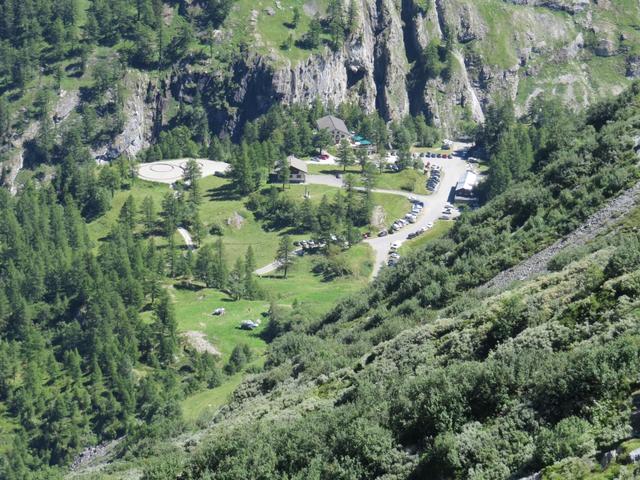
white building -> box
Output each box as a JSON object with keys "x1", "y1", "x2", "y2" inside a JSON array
[{"x1": 455, "y1": 170, "x2": 479, "y2": 201}]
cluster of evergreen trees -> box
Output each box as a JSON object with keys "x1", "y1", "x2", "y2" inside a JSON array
[
  {"x1": 145, "y1": 82, "x2": 640, "y2": 480},
  {"x1": 0, "y1": 0, "x2": 231, "y2": 94},
  {"x1": 247, "y1": 176, "x2": 374, "y2": 244},
  {"x1": 194, "y1": 241, "x2": 260, "y2": 301},
  {"x1": 0, "y1": 182, "x2": 192, "y2": 476}
]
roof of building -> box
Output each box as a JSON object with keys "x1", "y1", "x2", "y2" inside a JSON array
[
  {"x1": 288, "y1": 156, "x2": 308, "y2": 174},
  {"x1": 456, "y1": 170, "x2": 478, "y2": 192},
  {"x1": 317, "y1": 115, "x2": 350, "y2": 136}
]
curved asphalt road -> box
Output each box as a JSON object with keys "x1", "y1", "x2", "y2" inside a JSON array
[
  {"x1": 258, "y1": 153, "x2": 470, "y2": 277},
  {"x1": 306, "y1": 154, "x2": 469, "y2": 277},
  {"x1": 146, "y1": 150, "x2": 471, "y2": 278}
]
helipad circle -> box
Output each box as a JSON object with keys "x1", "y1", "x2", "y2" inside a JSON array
[
  {"x1": 137, "y1": 159, "x2": 231, "y2": 184},
  {"x1": 149, "y1": 163, "x2": 175, "y2": 173}
]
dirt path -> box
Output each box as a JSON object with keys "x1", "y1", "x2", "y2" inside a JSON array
[
  {"x1": 177, "y1": 227, "x2": 195, "y2": 249},
  {"x1": 482, "y1": 180, "x2": 640, "y2": 291}
]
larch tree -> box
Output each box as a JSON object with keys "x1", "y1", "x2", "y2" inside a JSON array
[
  {"x1": 276, "y1": 235, "x2": 295, "y2": 278},
  {"x1": 337, "y1": 138, "x2": 354, "y2": 172},
  {"x1": 153, "y1": 289, "x2": 178, "y2": 365}
]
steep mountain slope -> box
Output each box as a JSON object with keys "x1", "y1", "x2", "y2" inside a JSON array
[
  {"x1": 66, "y1": 81, "x2": 640, "y2": 480},
  {"x1": 1, "y1": 0, "x2": 638, "y2": 189},
  {"x1": 209, "y1": 0, "x2": 640, "y2": 135}
]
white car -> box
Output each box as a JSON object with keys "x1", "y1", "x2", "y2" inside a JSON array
[
  {"x1": 391, "y1": 241, "x2": 401, "y2": 249},
  {"x1": 426, "y1": 222, "x2": 433, "y2": 229}
]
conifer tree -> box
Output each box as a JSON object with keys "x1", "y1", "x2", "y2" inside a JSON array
[
  {"x1": 243, "y1": 246, "x2": 258, "y2": 299},
  {"x1": 338, "y1": 138, "x2": 354, "y2": 171},
  {"x1": 153, "y1": 289, "x2": 178, "y2": 365},
  {"x1": 141, "y1": 195, "x2": 156, "y2": 234},
  {"x1": 227, "y1": 258, "x2": 245, "y2": 300},
  {"x1": 276, "y1": 235, "x2": 295, "y2": 278},
  {"x1": 184, "y1": 159, "x2": 202, "y2": 206}
]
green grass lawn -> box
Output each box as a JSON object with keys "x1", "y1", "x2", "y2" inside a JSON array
[
  {"x1": 182, "y1": 372, "x2": 247, "y2": 423},
  {"x1": 222, "y1": 0, "x2": 331, "y2": 66},
  {"x1": 399, "y1": 220, "x2": 454, "y2": 255},
  {"x1": 306, "y1": 164, "x2": 430, "y2": 194},
  {"x1": 178, "y1": 245, "x2": 373, "y2": 421},
  {"x1": 198, "y1": 176, "x2": 309, "y2": 267},
  {"x1": 88, "y1": 173, "x2": 409, "y2": 268}
]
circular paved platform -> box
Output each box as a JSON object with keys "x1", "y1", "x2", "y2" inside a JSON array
[
  {"x1": 138, "y1": 162, "x2": 185, "y2": 183},
  {"x1": 137, "y1": 159, "x2": 230, "y2": 184}
]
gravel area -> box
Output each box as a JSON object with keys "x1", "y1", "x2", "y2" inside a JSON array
[
  {"x1": 482, "y1": 181, "x2": 640, "y2": 291},
  {"x1": 182, "y1": 331, "x2": 221, "y2": 356}
]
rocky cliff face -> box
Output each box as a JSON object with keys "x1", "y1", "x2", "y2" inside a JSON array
[{"x1": 200, "y1": 0, "x2": 638, "y2": 137}]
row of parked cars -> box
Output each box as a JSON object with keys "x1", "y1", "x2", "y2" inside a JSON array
[
  {"x1": 440, "y1": 204, "x2": 461, "y2": 220},
  {"x1": 427, "y1": 165, "x2": 442, "y2": 192},
  {"x1": 388, "y1": 241, "x2": 402, "y2": 266},
  {"x1": 407, "y1": 222, "x2": 433, "y2": 240},
  {"x1": 417, "y1": 151, "x2": 453, "y2": 159},
  {"x1": 294, "y1": 234, "x2": 350, "y2": 253},
  {"x1": 379, "y1": 199, "x2": 425, "y2": 236}
]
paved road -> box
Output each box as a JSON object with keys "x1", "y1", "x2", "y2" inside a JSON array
[
  {"x1": 177, "y1": 227, "x2": 195, "y2": 250},
  {"x1": 304, "y1": 152, "x2": 470, "y2": 277},
  {"x1": 254, "y1": 248, "x2": 304, "y2": 276},
  {"x1": 168, "y1": 144, "x2": 471, "y2": 278}
]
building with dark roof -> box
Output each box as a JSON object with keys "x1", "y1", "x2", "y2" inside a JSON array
[
  {"x1": 269, "y1": 156, "x2": 309, "y2": 184},
  {"x1": 316, "y1": 115, "x2": 350, "y2": 144}
]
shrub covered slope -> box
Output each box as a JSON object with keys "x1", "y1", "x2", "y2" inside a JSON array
[{"x1": 135, "y1": 84, "x2": 640, "y2": 480}]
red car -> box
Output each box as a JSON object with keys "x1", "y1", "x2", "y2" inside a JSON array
[{"x1": 319, "y1": 154, "x2": 330, "y2": 160}]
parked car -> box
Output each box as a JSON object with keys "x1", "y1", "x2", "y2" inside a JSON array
[
  {"x1": 240, "y1": 320, "x2": 259, "y2": 330},
  {"x1": 378, "y1": 230, "x2": 388, "y2": 237}
]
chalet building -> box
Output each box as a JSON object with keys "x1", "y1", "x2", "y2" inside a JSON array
[
  {"x1": 269, "y1": 156, "x2": 309, "y2": 184},
  {"x1": 454, "y1": 170, "x2": 479, "y2": 201},
  {"x1": 316, "y1": 115, "x2": 351, "y2": 144}
]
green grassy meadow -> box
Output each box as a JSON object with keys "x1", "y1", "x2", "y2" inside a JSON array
[
  {"x1": 86, "y1": 172, "x2": 381, "y2": 421},
  {"x1": 177, "y1": 246, "x2": 372, "y2": 420}
]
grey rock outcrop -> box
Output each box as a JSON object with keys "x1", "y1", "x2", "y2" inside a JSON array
[
  {"x1": 167, "y1": 0, "x2": 637, "y2": 138},
  {"x1": 627, "y1": 56, "x2": 640, "y2": 78}
]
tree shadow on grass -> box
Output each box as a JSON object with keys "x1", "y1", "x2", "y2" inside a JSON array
[
  {"x1": 205, "y1": 182, "x2": 242, "y2": 202},
  {"x1": 173, "y1": 281, "x2": 206, "y2": 292}
]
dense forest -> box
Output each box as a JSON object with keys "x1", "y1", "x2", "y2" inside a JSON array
[
  {"x1": 138, "y1": 84, "x2": 640, "y2": 479},
  {"x1": 0, "y1": 0, "x2": 639, "y2": 478}
]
